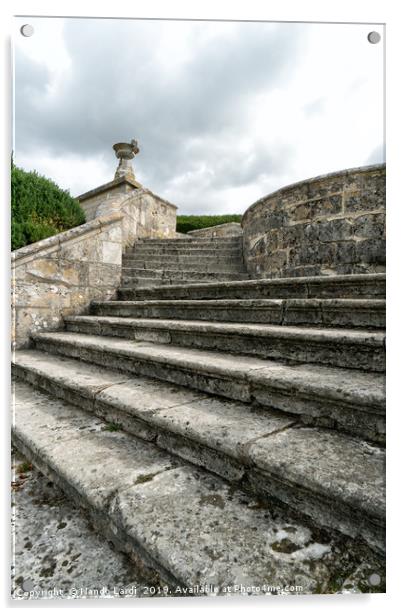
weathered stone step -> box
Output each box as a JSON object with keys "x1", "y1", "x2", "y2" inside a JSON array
[
  {"x1": 91, "y1": 298, "x2": 385, "y2": 329},
  {"x1": 13, "y1": 379, "x2": 385, "y2": 591},
  {"x1": 31, "y1": 332, "x2": 385, "y2": 443},
  {"x1": 118, "y1": 273, "x2": 385, "y2": 301},
  {"x1": 129, "y1": 249, "x2": 243, "y2": 259},
  {"x1": 135, "y1": 237, "x2": 243, "y2": 246},
  {"x1": 121, "y1": 270, "x2": 250, "y2": 284},
  {"x1": 123, "y1": 261, "x2": 246, "y2": 273},
  {"x1": 63, "y1": 316, "x2": 385, "y2": 372},
  {"x1": 123, "y1": 258, "x2": 246, "y2": 272},
  {"x1": 13, "y1": 352, "x2": 385, "y2": 555}
]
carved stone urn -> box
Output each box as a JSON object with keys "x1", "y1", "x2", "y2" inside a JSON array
[{"x1": 113, "y1": 139, "x2": 140, "y2": 181}]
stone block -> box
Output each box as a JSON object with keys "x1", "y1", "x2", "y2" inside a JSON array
[
  {"x1": 88, "y1": 263, "x2": 121, "y2": 288},
  {"x1": 332, "y1": 241, "x2": 356, "y2": 265},
  {"x1": 13, "y1": 282, "x2": 72, "y2": 309},
  {"x1": 289, "y1": 242, "x2": 335, "y2": 267},
  {"x1": 290, "y1": 202, "x2": 311, "y2": 222},
  {"x1": 307, "y1": 178, "x2": 344, "y2": 199},
  {"x1": 14, "y1": 307, "x2": 63, "y2": 347},
  {"x1": 310, "y1": 195, "x2": 342, "y2": 219},
  {"x1": 264, "y1": 208, "x2": 286, "y2": 229},
  {"x1": 101, "y1": 224, "x2": 122, "y2": 243},
  {"x1": 354, "y1": 213, "x2": 385, "y2": 239},
  {"x1": 344, "y1": 189, "x2": 385, "y2": 213},
  {"x1": 267, "y1": 250, "x2": 288, "y2": 271},
  {"x1": 356, "y1": 239, "x2": 386, "y2": 265},
  {"x1": 59, "y1": 235, "x2": 102, "y2": 262},
  {"x1": 101, "y1": 241, "x2": 122, "y2": 265},
  {"x1": 317, "y1": 218, "x2": 354, "y2": 242}
]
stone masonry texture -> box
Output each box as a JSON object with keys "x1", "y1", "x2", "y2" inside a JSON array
[
  {"x1": 241, "y1": 164, "x2": 385, "y2": 279},
  {"x1": 11, "y1": 213, "x2": 124, "y2": 349},
  {"x1": 12, "y1": 185, "x2": 178, "y2": 349}
]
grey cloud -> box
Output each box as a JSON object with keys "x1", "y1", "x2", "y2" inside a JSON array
[{"x1": 14, "y1": 19, "x2": 307, "y2": 211}]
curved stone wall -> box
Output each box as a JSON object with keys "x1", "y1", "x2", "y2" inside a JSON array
[{"x1": 241, "y1": 164, "x2": 385, "y2": 279}]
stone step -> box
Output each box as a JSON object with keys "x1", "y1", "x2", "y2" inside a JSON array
[
  {"x1": 135, "y1": 237, "x2": 243, "y2": 246},
  {"x1": 13, "y1": 352, "x2": 385, "y2": 555},
  {"x1": 12, "y1": 379, "x2": 385, "y2": 591},
  {"x1": 63, "y1": 316, "x2": 385, "y2": 372},
  {"x1": 118, "y1": 273, "x2": 385, "y2": 301},
  {"x1": 123, "y1": 258, "x2": 246, "y2": 271},
  {"x1": 31, "y1": 332, "x2": 385, "y2": 443},
  {"x1": 121, "y1": 270, "x2": 250, "y2": 285},
  {"x1": 91, "y1": 298, "x2": 385, "y2": 329},
  {"x1": 128, "y1": 247, "x2": 244, "y2": 257},
  {"x1": 123, "y1": 261, "x2": 246, "y2": 273}
]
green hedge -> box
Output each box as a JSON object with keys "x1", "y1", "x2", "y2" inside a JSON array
[
  {"x1": 176, "y1": 214, "x2": 242, "y2": 234},
  {"x1": 11, "y1": 161, "x2": 86, "y2": 250}
]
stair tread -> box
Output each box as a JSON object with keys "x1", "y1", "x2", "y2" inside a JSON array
[
  {"x1": 122, "y1": 273, "x2": 385, "y2": 284},
  {"x1": 93, "y1": 298, "x2": 385, "y2": 308},
  {"x1": 119, "y1": 273, "x2": 385, "y2": 296},
  {"x1": 13, "y1": 349, "x2": 296, "y2": 468},
  {"x1": 31, "y1": 331, "x2": 385, "y2": 408},
  {"x1": 13, "y1": 376, "x2": 384, "y2": 568},
  {"x1": 65, "y1": 315, "x2": 385, "y2": 346},
  {"x1": 14, "y1": 351, "x2": 384, "y2": 516}
]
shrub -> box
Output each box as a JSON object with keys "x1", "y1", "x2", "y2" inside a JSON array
[
  {"x1": 11, "y1": 160, "x2": 86, "y2": 250},
  {"x1": 176, "y1": 214, "x2": 242, "y2": 234}
]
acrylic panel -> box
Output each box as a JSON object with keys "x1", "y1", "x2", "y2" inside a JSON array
[{"x1": 11, "y1": 16, "x2": 385, "y2": 601}]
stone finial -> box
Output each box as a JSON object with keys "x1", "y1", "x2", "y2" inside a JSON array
[{"x1": 113, "y1": 139, "x2": 140, "y2": 182}]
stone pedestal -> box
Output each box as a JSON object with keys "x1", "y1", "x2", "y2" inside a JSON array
[
  {"x1": 77, "y1": 140, "x2": 142, "y2": 221},
  {"x1": 76, "y1": 176, "x2": 142, "y2": 221}
]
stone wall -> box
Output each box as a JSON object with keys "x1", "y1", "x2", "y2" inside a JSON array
[
  {"x1": 241, "y1": 164, "x2": 385, "y2": 279},
  {"x1": 11, "y1": 213, "x2": 124, "y2": 349},
  {"x1": 78, "y1": 179, "x2": 139, "y2": 221},
  {"x1": 118, "y1": 188, "x2": 178, "y2": 245},
  {"x1": 187, "y1": 222, "x2": 242, "y2": 238},
  {"x1": 12, "y1": 182, "x2": 178, "y2": 348},
  {"x1": 77, "y1": 177, "x2": 178, "y2": 242}
]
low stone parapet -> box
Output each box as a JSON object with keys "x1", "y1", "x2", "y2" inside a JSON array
[
  {"x1": 11, "y1": 213, "x2": 124, "y2": 348},
  {"x1": 241, "y1": 164, "x2": 385, "y2": 279},
  {"x1": 187, "y1": 222, "x2": 242, "y2": 238}
]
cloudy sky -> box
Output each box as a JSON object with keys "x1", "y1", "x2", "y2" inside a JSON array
[{"x1": 13, "y1": 17, "x2": 384, "y2": 214}]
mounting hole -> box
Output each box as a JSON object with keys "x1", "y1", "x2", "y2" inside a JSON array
[
  {"x1": 367, "y1": 31, "x2": 381, "y2": 44},
  {"x1": 20, "y1": 24, "x2": 34, "y2": 37},
  {"x1": 368, "y1": 573, "x2": 381, "y2": 586}
]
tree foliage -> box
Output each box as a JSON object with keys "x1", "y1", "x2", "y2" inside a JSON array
[{"x1": 11, "y1": 161, "x2": 86, "y2": 250}]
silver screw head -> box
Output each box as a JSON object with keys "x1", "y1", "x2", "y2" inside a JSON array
[
  {"x1": 20, "y1": 24, "x2": 34, "y2": 37},
  {"x1": 367, "y1": 31, "x2": 381, "y2": 44}
]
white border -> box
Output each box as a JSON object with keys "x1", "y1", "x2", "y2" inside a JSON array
[{"x1": 2, "y1": 1, "x2": 400, "y2": 614}]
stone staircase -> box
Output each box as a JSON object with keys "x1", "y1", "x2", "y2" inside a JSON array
[
  {"x1": 121, "y1": 236, "x2": 249, "y2": 287},
  {"x1": 11, "y1": 236, "x2": 386, "y2": 594}
]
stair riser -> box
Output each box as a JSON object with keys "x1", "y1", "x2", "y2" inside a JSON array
[
  {"x1": 134, "y1": 239, "x2": 243, "y2": 247},
  {"x1": 131, "y1": 248, "x2": 243, "y2": 256},
  {"x1": 118, "y1": 277, "x2": 386, "y2": 301},
  {"x1": 64, "y1": 319, "x2": 385, "y2": 372},
  {"x1": 123, "y1": 261, "x2": 246, "y2": 272},
  {"x1": 121, "y1": 273, "x2": 249, "y2": 284},
  {"x1": 31, "y1": 338, "x2": 385, "y2": 444},
  {"x1": 11, "y1": 364, "x2": 385, "y2": 552},
  {"x1": 11, "y1": 361, "x2": 284, "y2": 485},
  {"x1": 91, "y1": 302, "x2": 385, "y2": 329},
  {"x1": 245, "y1": 469, "x2": 384, "y2": 554},
  {"x1": 128, "y1": 249, "x2": 243, "y2": 258}
]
